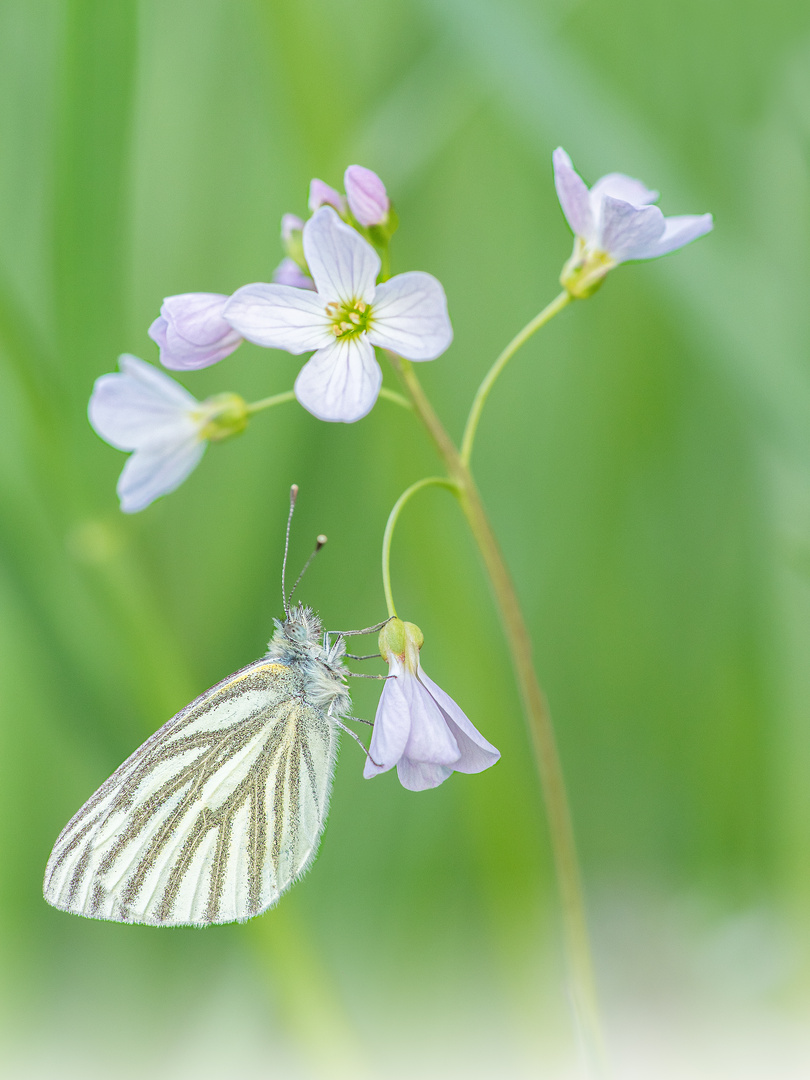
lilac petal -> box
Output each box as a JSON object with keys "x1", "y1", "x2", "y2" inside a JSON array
[
  {"x1": 89, "y1": 355, "x2": 198, "y2": 451},
  {"x1": 116, "y1": 436, "x2": 206, "y2": 513},
  {"x1": 633, "y1": 213, "x2": 714, "y2": 259},
  {"x1": 367, "y1": 272, "x2": 452, "y2": 361},
  {"x1": 272, "y1": 257, "x2": 315, "y2": 290},
  {"x1": 396, "y1": 757, "x2": 453, "y2": 792},
  {"x1": 294, "y1": 336, "x2": 382, "y2": 423},
  {"x1": 597, "y1": 196, "x2": 665, "y2": 262},
  {"x1": 150, "y1": 293, "x2": 242, "y2": 371},
  {"x1": 364, "y1": 672, "x2": 412, "y2": 778},
  {"x1": 344, "y1": 164, "x2": 389, "y2": 227},
  {"x1": 308, "y1": 178, "x2": 347, "y2": 215},
  {"x1": 281, "y1": 213, "x2": 304, "y2": 241},
  {"x1": 400, "y1": 675, "x2": 460, "y2": 766},
  {"x1": 302, "y1": 207, "x2": 380, "y2": 304},
  {"x1": 552, "y1": 147, "x2": 593, "y2": 238},
  {"x1": 590, "y1": 172, "x2": 659, "y2": 208},
  {"x1": 223, "y1": 283, "x2": 332, "y2": 354},
  {"x1": 418, "y1": 667, "x2": 500, "y2": 774}
]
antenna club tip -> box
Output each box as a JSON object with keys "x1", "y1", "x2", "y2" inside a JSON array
[
  {"x1": 316, "y1": 534, "x2": 328, "y2": 549},
  {"x1": 290, "y1": 484, "x2": 299, "y2": 503}
]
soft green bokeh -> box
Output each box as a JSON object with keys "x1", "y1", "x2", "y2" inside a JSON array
[{"x1": 3, "y1": 1, "x2": 810, "y2": 1076}]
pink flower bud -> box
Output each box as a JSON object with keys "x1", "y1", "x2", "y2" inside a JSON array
[
  {"x1": 148, "y1": 293, "x2": 242, "y2": 371},
  {"x1": 272, "y1": 257, "x2": 315, "y2": 290},
  {"x1": 308, "y1": 179, "x2": 347, "y2": 215},
  {"x1": 344, "y1": 165, "x2": 389, "y2": 227},
  {"x1": 281, "y1": 213, "x2": 304, "y2": 242}
]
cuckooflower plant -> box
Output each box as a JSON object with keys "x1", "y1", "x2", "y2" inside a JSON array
[
  {"x1": 224, "y1": 207, "x2": 452, "y2": 422},
  {"x1": 364, "y1": 618, "x2": 500, "y2": 791},
  {"x1": 554, "y1": 146, "x2": 713, "y2": 298},
  {"x1": 89, "y1": 354, "x2": 248, "y2": 512},
  {"x1": 149, "y1": 293, "x2": 243, "y2": 370}
]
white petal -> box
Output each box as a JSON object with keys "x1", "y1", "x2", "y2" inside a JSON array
[
  {"x1": 294, "y1": 336, "x2": 382, "y2": 423},
  {"x1": 396, "y1": 758, "x2": 453, "y2": 792},
  {"x1": 89, "y1": 355, "x2": 198, "y2": 451},
  {"x1": 364, "y1": 669, "x2": 412, "y2": 778},
  {"x1": 302, "y1": 207, "x2": 380, "y2": 304},
  {"x1": 116, "y1": 436, "x2": 206, "y2": 513},
  {"x1": 223, "y1": 284, "x2": 332, "y2": 353},
  {"x1": 418, "y1": 668, "x2": 500, "y2": 774},
  {"x1": 366, "y1": 272, "x2": 453, "y2": 361},
  {"x1": 633, "y1": 213, "x2": 714, "y2": 259},
  {"x1": 400, "y1": 676, "x2": 460, "y2": 766},
  {"x1": 590, "y1": 172, "x2": 659, "y2": 208},
  {"x1": 597, "y1": 196, "x2": 665, "y2": 262},
  {"x1": 552, "y1": 147, "x2": 593, "y2": 238}
]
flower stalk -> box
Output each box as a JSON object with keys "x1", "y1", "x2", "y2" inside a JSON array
[{"x1": 387, "y1": 342, "x2": 607, "y2": 1075}]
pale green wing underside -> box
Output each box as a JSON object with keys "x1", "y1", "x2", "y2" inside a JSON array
[{"x1": 43, "y1": 661, "x2": 337, "y2": 926}]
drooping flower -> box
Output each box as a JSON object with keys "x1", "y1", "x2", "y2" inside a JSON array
[
  {"x1": 148, "y1": 293, "x2": 243, "y2": 371},
  {"x1": 224, "y1": 207, "x2": 452, "y2": 423},
  {"x1": 553, "y1": 147, "x2": 713, "y2": 298},
  {"x1": 308, "y1": 178, "x2": 347, "y2": 215},
  {"x1": 88, "y1": 354, "x2": 248, "y2": 513},
  {"x1": 363, "y1": 618, "x2": 500, "y2": 791},
  {"x1": 344, "y1": 165, "x2": 389, "y2": 227}
]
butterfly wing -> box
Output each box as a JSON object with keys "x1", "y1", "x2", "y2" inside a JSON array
[{"x1": 43, "y1": 660, "x2": 337, "y2": 926}]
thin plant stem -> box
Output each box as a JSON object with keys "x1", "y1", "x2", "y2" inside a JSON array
[
  {"x1": 247, "y1": 386, "x2": 410, "y2": 415},
  {"x1": 460, "y1": 290, "x2": 571, "y2": 465},
  {"x1": 386, "y1": 348, "x2": 607, "y2": 1076},
  {"x1": 382, "y1": 476, "x2": 459, "y2": 617},
  {"x1": 247, "y1": 390, "x2": 297, "y2": 413}
]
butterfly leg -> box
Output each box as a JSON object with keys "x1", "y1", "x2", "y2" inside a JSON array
[
  {"x1": 345, "y1": 671, "x2": 392, "y2": 680},
  {"x1": 326, "y1": 706, "x2": 382, "y2": 767},
  {"x1": 345, "y1": 652, "x2": 381, "y2": 661}
]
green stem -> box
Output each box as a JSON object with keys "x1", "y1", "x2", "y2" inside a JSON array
[
  {"x1": 247, "y1": 386, "x2": 410, "y2": 415},
  {"x1": 247, "y1": 390, "x2": 297, "y2": 413},
  {"x1": 387, "y1": 350, "x2": 607, "y2": 1076},
  {"x1": 382, "y1": 476, "x2": 459, "y2": 617},
  {"x1": 460, "y1": 291, "x2": 571, "y2": 466}
]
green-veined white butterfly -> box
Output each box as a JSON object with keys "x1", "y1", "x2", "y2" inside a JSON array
[{"x1": 43, "y1": 487, "x2": 382, "y2": 926}]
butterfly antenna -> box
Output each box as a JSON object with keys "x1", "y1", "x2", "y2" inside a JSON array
[
  {"x1": 281, "y1": 484, "x2": 298, "y2": 617},
  {"x1": 288, "y1": 534, "x2": 328, "y2": 607}
]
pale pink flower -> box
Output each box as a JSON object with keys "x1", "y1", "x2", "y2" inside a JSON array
[
  {"x1": 272, "y1": 257, "x2": 315, "y2": 290},
  {"x1": 553, "y1": 147, "x2": 713, "y2": 297},
  {"x1": 344, "y1": 165, "x2": 389, "y2": 227},
  {"x1": 308, "y1": 179, "x2": 347, "y2": 215},
  {"x1": 148, "y1": 293, "x2": 243, "y2": 370},
  {"x1": 224, "y1": 207, "x2": 452, "y2": 423},
  {"x1": 364, "y1": 619, "x2": 499, "y2": 791},
  {"x1": 89, "y1": 355, "x2": 246, "y2": 513}
]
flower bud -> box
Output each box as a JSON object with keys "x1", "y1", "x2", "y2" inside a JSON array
[
  {"x1": 308, "y1": 178, "x2": 347, "y2": 215},
  {"x1": 272, "y1": 257, "x2": 315, "y2": 290},
  {"x1": 198, "y1": 392, "x2": 249, "y2": 442},
  {"x1": 149, "y1": 293, "x2": 243, "y2": 370},
  {"x1": 344, "y1": 165, "x2": 390, "y2": 228},
  {"x1": 280, "y1": 213, "x2": 308, "y2": 272}
]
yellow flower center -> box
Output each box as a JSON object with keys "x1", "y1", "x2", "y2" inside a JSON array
[{"x1": 325, "y1": 298, "x2": 373, "y2": 339}]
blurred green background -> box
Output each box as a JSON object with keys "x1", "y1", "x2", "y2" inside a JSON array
[{"x1": 3, "y1": 0, "x2": 810, "y2": 1076}]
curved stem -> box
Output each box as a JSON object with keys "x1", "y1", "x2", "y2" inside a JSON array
[
  {"x1": 378, "y1": 386, "x2": 411, "y2": 409},
  {"x1": 382, "y1": 476, "x2": 459, "y2": 617},
  {"x1": 460, "y1": 290, "x2": 571, "y2": 466},
  {"x1": 247, "y1": 390, "x2": 297, "y2": 414},
  {"x1": 387, "y1": 350, "x2": 607, "y2": 1076},
  {"x1": 247, "y1": 387, "x2": 410, "y2": 415}
]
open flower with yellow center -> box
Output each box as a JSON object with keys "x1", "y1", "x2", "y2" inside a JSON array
[
  {"x1": 223, "y1": 207, "x2": 453, "y2": 423},
  {"x1": 88, "y1": 354, "x2": 247, "y2": 512}
]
